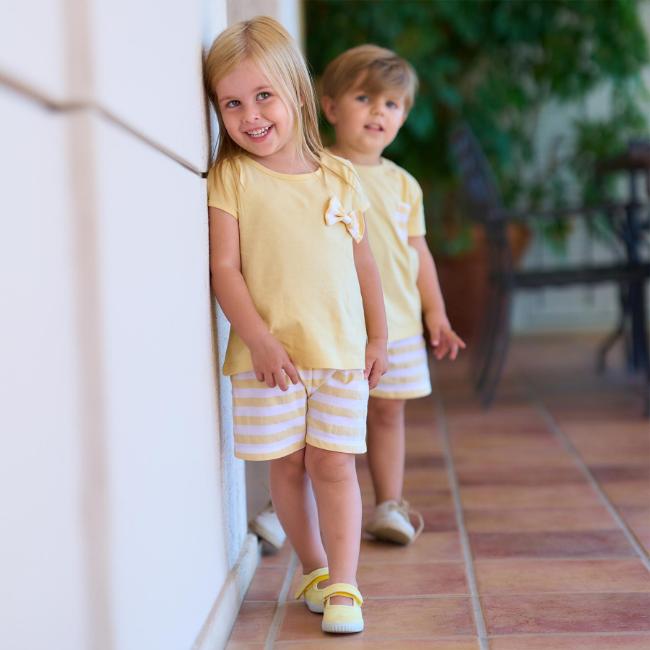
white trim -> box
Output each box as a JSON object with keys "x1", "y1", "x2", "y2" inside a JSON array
[{"x1": 192, "y1": 533, "x2": 260, "y2": 650}]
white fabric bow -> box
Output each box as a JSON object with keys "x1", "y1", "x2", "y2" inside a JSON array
[{"x1": 324, "y1": 196, "x2": 365, "y2": 243}]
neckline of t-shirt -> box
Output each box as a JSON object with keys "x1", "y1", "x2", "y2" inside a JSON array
[
  {"x1": 325, "y1": 148, "x2": 387, "y2": 171},
  {"x1": 353, "y1": 158, "x2": 392, "y2": 173},
  {"x1": 244, "y1": 155, "x2": 323, "y2": 180}
]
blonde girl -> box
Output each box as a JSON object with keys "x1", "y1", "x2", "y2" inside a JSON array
[{"x1": 204, "y1": 17, "x2": 388, "y2": 634}]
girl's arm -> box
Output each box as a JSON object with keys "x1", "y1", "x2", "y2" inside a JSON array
[
  {"x1": 209, "y1": 207, "x2": 299, "y2": 389},
  {"x1": 408, "y1": 235, "x2": 466, "y2": 360},
  {"x1": 353, "y1": 231, "x2": 388, "y2": 388}
]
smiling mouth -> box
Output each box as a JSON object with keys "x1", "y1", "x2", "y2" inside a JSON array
[
  {"x1": 246, "y1": 125, "x2": 272, "y2": 138},
  {"x1": 364, "y1": 124, "x2": 384, "y2": 132}
]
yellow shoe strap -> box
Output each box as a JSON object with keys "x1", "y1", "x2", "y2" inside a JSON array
[
  {"x1": 293, "y1": 566, "x2": 329, "y2": 599},
  {"x1": 321, "y1": 582, "x2": 363, "y2": 606}
]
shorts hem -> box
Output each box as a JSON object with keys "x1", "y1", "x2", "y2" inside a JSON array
[
  {"x1": 235, "y1": 441, "x2": 306, "y2": 461},
  {"x1": 305, "y1": 437, "x2": 366, "y2": 455},
  {"x1": 369, "y1": 387, "x2": 432, "y2": 400}
]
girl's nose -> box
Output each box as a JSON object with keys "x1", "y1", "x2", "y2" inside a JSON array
[{"x1": 243, "y1": 106, "x2": 260, "y2": 123}]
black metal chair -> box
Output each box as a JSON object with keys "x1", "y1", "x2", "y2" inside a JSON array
[
  {"x1": 449, "y1": 124, "x2": 650, "y2": 411},
  {"x1": 596, "y1": 141, "x2": 650, "y2": 377}
]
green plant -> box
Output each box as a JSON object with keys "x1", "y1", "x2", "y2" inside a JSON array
[{"x1": 305, "y1": 0, "x2": 650, "y2": 256}]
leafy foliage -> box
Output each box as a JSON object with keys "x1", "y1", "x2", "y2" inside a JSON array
[{"x1": 305, "y1": 0, "x2": 650, "y2": 254}]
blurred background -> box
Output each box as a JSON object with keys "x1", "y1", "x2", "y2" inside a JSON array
[
  {"x1": 306, "y1": 0, "x2": 650, "y2": 342},
  {"x1": 1, "y1": 1, "x2": 649, "y2": 649}
]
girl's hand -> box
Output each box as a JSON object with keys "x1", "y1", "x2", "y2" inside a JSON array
[
  {"x1": 365, "y1": 338, "x2": 389, "y2": 390},
  {"x1": 248, "y1": 333, "x2": 300, "y2": 390},
  {"x1": 424, "y1": 310, "x2": 466, "y2": 361}
]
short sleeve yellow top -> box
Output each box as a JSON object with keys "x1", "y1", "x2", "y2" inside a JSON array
[
  {"x1": 354, "y1": 158, "x2": 426, "y2": 343},
  {"x1": 207, "y1": 151, "x2": 370, "y2": 376}
]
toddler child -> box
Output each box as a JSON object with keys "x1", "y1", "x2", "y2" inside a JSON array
[
  {"x1": 204, "y1": 19, "x2": 388, "y2": 633},
  {"x1": 321, "y1": 44, "x2": 465, "y2": 545}
]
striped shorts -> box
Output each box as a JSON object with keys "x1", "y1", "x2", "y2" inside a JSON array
[
  {"x1": 231, "y1": 368, "x2": 369, "y2": 461},
  {"x1": 370, "y1": 335, "x2": 432, "y2": 400}
]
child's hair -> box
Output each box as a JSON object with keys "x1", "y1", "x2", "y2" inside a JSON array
[
  {"x1": 204, "y1": 16, "x2": 322, "y2": 168},
  {"x1": 320, "y1": 44, "x2": 418, "y2": 112}
]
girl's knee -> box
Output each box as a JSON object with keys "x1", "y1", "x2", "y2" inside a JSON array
[
  {"x1": 304, "y1": 446, "x2": 356, "y2": 483},
  {"x1": 368, "y1": 397, "x2": 405, "y2": 425},
  {"x1": 270, "y1": 448, "x2": 306, "y2": 479}
]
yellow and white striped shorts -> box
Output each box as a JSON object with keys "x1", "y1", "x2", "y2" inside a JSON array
[
  {"x1": 231, "y1": 369, "x2": 369, "y2": 461},
  {"x1": 370, "y1": 335, "x2": 432, "y2": 400}
]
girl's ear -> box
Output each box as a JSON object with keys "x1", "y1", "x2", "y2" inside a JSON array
[{"x1": 321, "y1": 96, "x2": 337, "y2": 125}]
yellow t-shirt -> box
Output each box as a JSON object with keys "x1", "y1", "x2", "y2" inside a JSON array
[
  {"x1": 207, "y1": 152, "x2": 369, "y2": 376},
  {"x1": 354, "y1": 158, "x2": 426, "y2": 342}
]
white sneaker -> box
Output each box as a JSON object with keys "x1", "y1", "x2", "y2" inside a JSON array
[
  {"x1": 249, "y1": 503, "x2": 286, "y2": 550},
  {"x1": 364, "y1": 500, "x2": 423, "y2": 545}
]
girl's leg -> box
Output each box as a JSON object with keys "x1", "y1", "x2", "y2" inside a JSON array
[
  {"x1": 305, "y1": 446, "x2": 362, "y2": 605},
  {"x1": 269, "y1": 448, "x2": 327, "y2": 572},
  {"x1": 366, "y1": 397, "x2": 406, "y2": 503}
]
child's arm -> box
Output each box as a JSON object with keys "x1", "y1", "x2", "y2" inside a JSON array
[
  {"x1": 209, "y1": 207, "x2": 299, "y2": 390},
  {"x1": 408, "y1": 235, "x2": 466, "y2": 360},
  {"x1": 353, "y1": 231, "x2": 389, "y2": 388}
]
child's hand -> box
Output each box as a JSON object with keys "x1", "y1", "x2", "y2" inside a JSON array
[
  {"x1": 424, "y1": 310, "x2": 466, "y2": 361},
  {"x1": 249, "y1": 333, "x2": 300, "y2": 390},
  {"x1": 364, "y1": 338, "x2": 388, "y2": 390}
]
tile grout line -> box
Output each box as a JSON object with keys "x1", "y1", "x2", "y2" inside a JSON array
[
  {"x1": 525, "y1": 380, "x2": 650, "y2": 574},
  {"x1": 464, "y1": 556, "x2": 646, "y2": 562},
  {"x1": 431, "y1": 368, "x2": 490, "y2": 650},
  {"x1": 264, "y1": 550, "x2": 298, "y2": 649},
  {"x1": 489, "y1": 631, "x2": 650, "y2": 639},
  {"x1": 237, "y1": 585, "x2": 650, "y2": 605}
]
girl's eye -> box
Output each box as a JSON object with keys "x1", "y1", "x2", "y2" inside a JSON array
[
  {"x1": 387, "y1": 100, "x2": 398, "y2": 109},
  {"x1": 355, "y1": 95, "x2": 369, "y2": 103},
  {"x1": 257, "y1": 91, "x2": 271, "y2": 100},
  {"x1": 225, "y1": 99, "x2": 240, "y2": 109}
]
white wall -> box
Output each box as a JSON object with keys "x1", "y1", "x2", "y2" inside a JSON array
[
  {"x1": 227, "y1": 0, "x2": 302, "y2": 42},
  {"x1": 0, "y1": 1, "x2": 68, "y2": 100},
  {"x1": 0, "y1": 86, "x2": 88, "y2": 650},
  {"x1": 94, "y1": 113, "x2": 225, "y2": 650},
  {"x1": 88, "y1": 0, "x2": 208, "y2": 170}
]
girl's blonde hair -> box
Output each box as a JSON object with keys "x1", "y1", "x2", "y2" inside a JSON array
[
  {"x1": 204, "y1": 16, "x2": 322, "y2": 168},
  {"x1": 320, "y1": 44, "x2": 418, "y2": 112}
]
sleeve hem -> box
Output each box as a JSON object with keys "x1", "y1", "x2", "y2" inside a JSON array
[{"x1": 208, "y1": 202, "x2": 239, "y2": 219}]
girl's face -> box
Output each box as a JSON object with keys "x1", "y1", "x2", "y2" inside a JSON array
[{"x1": 216, "y1": 59, "x2": 298, "y2": 170}]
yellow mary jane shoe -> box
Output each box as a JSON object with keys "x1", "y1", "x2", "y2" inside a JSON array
[
  {"x1": 321, "y1": 583, "x2": 364, "y2": 634},
  {"x1": 294, "y1": 567, "x2": 329, "y2": 613}
]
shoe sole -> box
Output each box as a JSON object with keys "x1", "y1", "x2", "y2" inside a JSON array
[
  {"x1": 366, "y1": 524, "x2": 413, "y2": 545},
  {"x1": 322, "y1": 621, "x2": 364, "y2": 634}
]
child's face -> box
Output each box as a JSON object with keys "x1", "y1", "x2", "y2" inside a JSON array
[
  {"x1": 215, "y1": 59, "x2": 297, "y2": 168},
  {"x1": 323, "y1": 79, "x2": 407, "y2": 164}
]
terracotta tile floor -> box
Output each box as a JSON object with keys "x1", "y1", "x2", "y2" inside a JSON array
[{"x1": 227, "y1": 334, "x2": 650, "y2": 649}]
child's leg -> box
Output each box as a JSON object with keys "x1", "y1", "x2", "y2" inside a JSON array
[
  {"x1": 305, "y1": 446, "x2": 362, "y2": 604},
  {"x1": 366, "y1": 397, "x2": 406, "y2": 503},
  {"x1": 269, "y1": 448, "x2": 327, "y2": 572}
]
